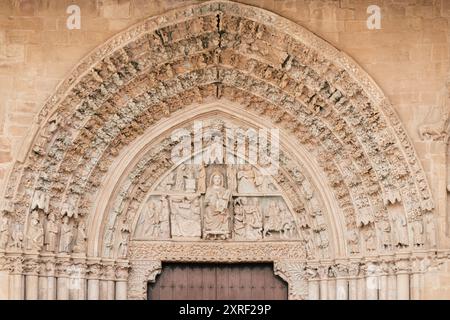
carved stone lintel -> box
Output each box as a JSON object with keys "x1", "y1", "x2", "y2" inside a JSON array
[{"x1": 274, "y1": 260, "x2": 308, "y2": 300}]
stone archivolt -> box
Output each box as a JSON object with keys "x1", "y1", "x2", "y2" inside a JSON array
[{"x1": 0, "y1": 1, "x2": 445, "y2": 300}]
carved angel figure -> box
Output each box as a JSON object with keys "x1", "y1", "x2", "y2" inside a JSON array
[{"x1": 203, "y1": 172, "x2": 232, "y2": 240}]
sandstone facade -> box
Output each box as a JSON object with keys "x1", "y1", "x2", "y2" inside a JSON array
[{"x1": 0, "y1": 0, "x2": 449, "y2": 300}]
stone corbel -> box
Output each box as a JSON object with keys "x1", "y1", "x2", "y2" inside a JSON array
[
  {"x1": 127, "y1": 260, "x2": 161, "y2": 300},
  {"x1": 273, "y1": 260, "x2": 308, "y2": 300}
]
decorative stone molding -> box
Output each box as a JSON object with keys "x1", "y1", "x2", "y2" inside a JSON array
[
  {"x1": 274, "y1": 261, "x2": 308, "y2": 300},
  {"x1": 128, "y1": 260, "x2": 161, "y2": 300},
  {"x1": 129, "y1": 240, "x2": 307, "y2": 261}
]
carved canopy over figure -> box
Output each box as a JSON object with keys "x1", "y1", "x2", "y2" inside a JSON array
[{"x1": 203, "y1": 171, "x2": 232, "y2": 240}]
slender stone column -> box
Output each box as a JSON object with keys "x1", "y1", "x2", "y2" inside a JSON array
[
  {"x1": 378, "y1": 262, "x2": 389, "y2": 300},
  {"x1": 335, "y1": 264, "x2": 349, "y2": 300},
  {"x1": 387, "y1": 267, "x2": 397, "y2": 300},
  {"x1": 410, "y1": 259, "x2": 423, "y2": 300},
  {"x1": 87, "y1": 263, "x2": 102, "y2": 300},
  {"x1": 9, "y1": 256, "x2": 24, "y2": 300},
  {"x1": 69, "y1": 262, "x2": 87, "y2": 300},
  {"x1": 46, "y1": 261, "x2": 57, "y2": 300},
  {"x1": 306, "y1": 267, "x2": 319, "y2": 300},
  {"x1": 395, "y1": 258, "x2": 411, "y2": 300},
  {"x1": 101, "y1": 265, "x2": 116, "y2": 300},
  {"x1": 115, "y1": 265, "x2": 129, "y2": 300},
  {"x1": 56, "y1": 258, "x2": 71, "y2": 300},
  {"x1": 24, "y1": 256, "x2": 40, "y2": 300},
  {"x1": 348, "y1": 263, "x2": 360, "y2": 300},
  {"x1": 365, "y1": 263, "x2": 378, "y2": 300},
  {"x1": 317, "y1": 266, "x2": 328, "y2": 300}
]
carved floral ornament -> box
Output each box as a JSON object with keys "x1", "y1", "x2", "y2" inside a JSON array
[{"x1": 0, "y1": 0, "x2": 440, "y2": 276}]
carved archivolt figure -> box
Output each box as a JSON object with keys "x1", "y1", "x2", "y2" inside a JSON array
[
  {"x1": 59, "y1": 216, "x2": 74, "y2": 253},
  {"x1": 118, "y1": 228, "x2": 130, "y2": 259},
  {"x1": 203, "y1": 171, "x2": 232, "y2": 240},
  {"x1": 0, "y1": 213, "x2": 10, "y2": 250},
  {"x1": 27, "y1": 211, "x2": 44, "y2": 251},
  {"x1": 44, "y1": 213, "x2": 58, "y2": 252},
  {"x1": 171, "y1": 196, "x2": 201, "y2": 238},
  {"x1": 237, "y1": 165, "x2": 258, "y2": 193}
]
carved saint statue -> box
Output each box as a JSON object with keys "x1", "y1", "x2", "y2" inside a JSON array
[
  {"x1": 171, "y1": 196, "x2": 201, "y2": 238},
  {"x1": 233, "y1": 197, "x2": 262, "y2": 240},
  {"x1": 27, "y1": 211, "x2": 44, "y2": 251},
  {"x1": 411, "y1": 218, "x2": 425, "y2": 247},
  {"x1": 237, "y1": 165, "x2": 258, "y2": 193},
  {"x1": 347, "y1": 230, "x2": 360, "y2": 254},
  {"x1": 364, "y1": 228, "x2": 376, "y2": 252},
  {"x1": 44, "y1": 213, "x2": 58, "y2": 252},
  {"x1": 392, "y1": 211, "x2": 408, "y2": 247},
  {"x1": 0, "y1": 213, "x2": 9, "y2": 250},
  {"x1": 59, "y1": 216, "x2": 74, "y2": 253},
  {"x1": 73, "y1": 221, "x2": 87, "y2": 253},
  {"x1": 424, "y1": 213, "x2": 436, "y2": 247},
  {"x1": 10, "y1": 223, "x2": 23, "y2": 249},
  {"x1": 378, "y1": 220, "x2": 392, "y2": 249},
  {"x1": 203, "y1": 171, "x2": 232, "y2": 239}
]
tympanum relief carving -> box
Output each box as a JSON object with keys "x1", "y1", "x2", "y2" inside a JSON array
[{"x1": 133, "y1": 161, "x2": 300, "y2": 242}]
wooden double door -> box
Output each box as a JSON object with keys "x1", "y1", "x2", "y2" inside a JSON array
[{"x1": 148, "y1": 263, "x2": 288, "y2": 300}]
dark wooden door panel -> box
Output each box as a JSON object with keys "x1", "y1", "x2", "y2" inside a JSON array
[{"x1": 148, "y1": 263, "x2": 288, "y2": 300}]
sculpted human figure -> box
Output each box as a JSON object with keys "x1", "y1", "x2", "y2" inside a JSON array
[
  {"x1": 278, "y1": 202, "x2": 296, "y2": 239},
  {"x1": 138, "y1": 200, "x2": 160, "y2": 238},
  {"x1": 44, "y1": 213, "x2": 58, "y2": 252},
  {"x1": 0, "y1": 213, "x2": 9, "y2": 250},
  {"x1": 392, "y1": 211, "x2": 409, "y2": 247},
  {"x1": 10, "y1": 223, "x2": 23, "y2": 249},
  {"x1": 197, "y1": 164, "x2": 206, "y2": 193},
  {"x1": 411, "y1": 218, "x2": 425, "y2": 247},
  {"x1": 378, "y1": 220, "x2": 392, "y2": 249},
  {"x1": 174, "y1": 164, "x2": 188, "y2": 191},
  {"x1": 226, "y1": 165, "x2": 237, "y2": 193},
  {"x1": 118, "y1": 227, "x2": 130, "y2": 259},
  {"x1": 27, "y1": 211, "x2": 44, "y2": 251},
  {"x1": 73, "y1": 221, "x2": 87, "y2": 253},
  {"x1": 233, "y1": 197, "x2": 262, "y2": 240},
  {"x1": 347, "y1": 230, "x2": 360, "y2": 254},
  {"x1": 237, "y1": 165, "x2": 258, "y2": 193},
  {"x1": 424, "y1": 213, "x2": 437, "y2": 247},
  {"x1": 206, "y1": 135, "x2": 223, "y2": 164},
  {"x1": 364, "y1": 228, "x2": 376, "y2": 252},
  {"x1": 263, "y1": 200, "x2": 282, "y2": 238},
  {"x1": 170, "y1": 196, "x2": 201, "y2": 238},
  {"x1": 59, "y1": 216, "x2": 74, "y2": 253},
  {"x1": 203, "y1": 171, "x2": 232, "y2": 239}
]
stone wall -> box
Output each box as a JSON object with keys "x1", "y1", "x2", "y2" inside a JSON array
[{"x1": 0, "y1": 0, "x2": 449, "y2": 299}]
